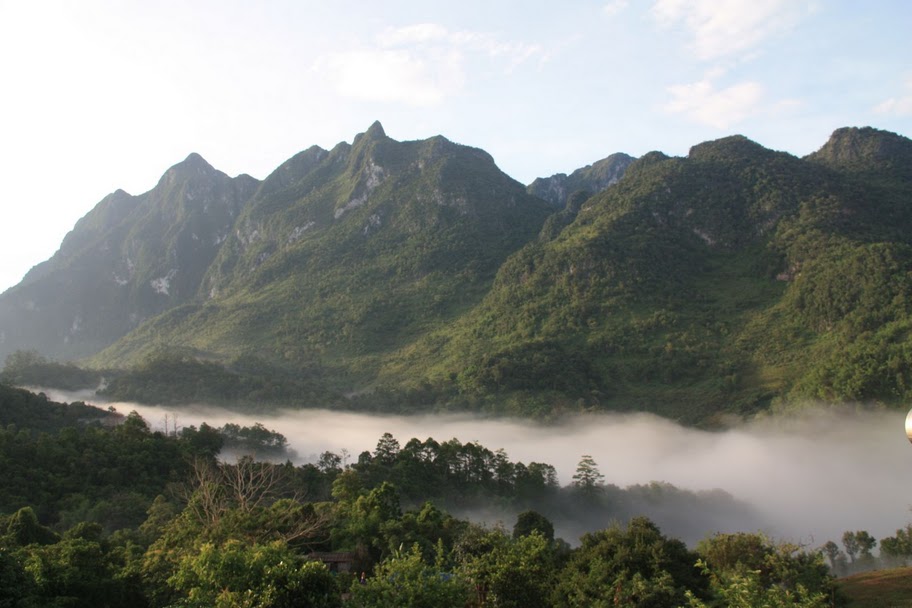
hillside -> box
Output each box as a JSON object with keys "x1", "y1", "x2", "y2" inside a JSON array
[
  {"x1": 376, "y1": 128, "x2": 912, "y2": 422},
  {"x1": 0, "y1": 154, "x2": 259, "y2": 360},
  {"x1": 2, "y1": 125, "x2": 911, "y2": 422},
  {"x1": 83, "y1": 123, "x2": 555, "y2": 401},
  {"x1": 835, "y1": 566, "x2": 912, "y2": 607}
]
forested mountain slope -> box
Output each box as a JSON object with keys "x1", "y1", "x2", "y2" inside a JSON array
[
  {"x1": 379, "y1": 127, "x2": 912, "y2": 422},
  {"x1": 2, "y1": 126, "x2": 911, "y2": 423}
]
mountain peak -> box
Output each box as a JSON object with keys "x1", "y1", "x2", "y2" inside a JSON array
[
  {"x1": 352, "y1": 121, "x2": 387, "y2": 147},
  {"x1": 688, "y1": 135, "x2": 771, "y2": 164},
  {"x1": 157, "y1": 153, "x2": 217, "y2": 188},
  {"x1": 527, "y1": 152, "x2": 635, "y2": 208},
  {"x1": 179, "y1": 152, "x2": 214, "y2": 170},
  {"x1": 806, "y1": 126, "x2": 912, "y2": 174}
]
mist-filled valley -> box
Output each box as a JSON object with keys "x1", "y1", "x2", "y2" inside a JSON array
[{"x1": 38, "y1": 388, "x2": 912, "y2": 549}]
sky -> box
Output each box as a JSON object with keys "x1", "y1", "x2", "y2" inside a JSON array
[{"x1": 0, "y1": 0, "x2": 910, "y2": 293}]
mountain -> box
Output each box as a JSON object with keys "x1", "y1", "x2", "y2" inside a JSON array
[
  {"x1": 0, "y1": 155, "x2": 258, "y2": 360},
  {"x1": 374, "y1": 128, "x2": 912, "y2": 422},
  {"x1": 2, "y1": 125, "x2": 911, "y2": 424},
  {"x1": 83, "y1": 122, "x2": 555, "y2": 392},
  {"x1": 527, "y1": 152, "x2": 635, "y2": 208}
]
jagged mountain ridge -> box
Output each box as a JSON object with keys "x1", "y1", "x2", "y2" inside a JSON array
[
  {"x1": 2, "y1": 124, "x2": 911, "y2": 423},
  {"x1": 47, "y1": 123, "x2": 556, "y2": 379}
]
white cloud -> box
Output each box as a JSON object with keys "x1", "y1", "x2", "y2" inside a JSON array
[
  {"x1": 651, "y1": 0, "x2": 814, "y2": 61},
  {"x1": 316, "y1": 24, "x2": 543, "y2": 106},
  {"x1": 875, "y1": 76, "x2": 912, "y2": 116},
  {"x1": 603, "y1": 0, "x2": 629, "y2": 17},
  {"x1": 663, "y1": 77, "x2": 765, "y2": 128},
  {"x1": 318, "y1": 48, "x2": 464, "y2": 106},
  {"x1": 376, "y1": 23, "x2": 450, "y2": 46}
]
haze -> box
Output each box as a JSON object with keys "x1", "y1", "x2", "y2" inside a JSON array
[{"x1": 38, "y1": 388, "x2": 912, "y2": 547}]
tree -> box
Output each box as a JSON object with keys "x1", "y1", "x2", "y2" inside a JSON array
[
  {"x1": 820, "y1": 540, "x2": 847, "y2": 575},
  {"x1": 698, "y1": 532, "x2": 831, "y2": 595},
  {"x1": 0, "y1": 547, "x2": 29, "y2": 608},
  {"x1": 571, "y1": 454, "x2": 604, "y2": 496},
  {"x1": 21, "y1": 537, "x2": 118, "y2": 608},
  {"x1": 168, "y1": 539, "x2": 341, "y2": 608},
  {"x1": 842, "y1": 531, "x2": 859, "y2": 564},
  {"x1": 181, "y1": 456, "x2": 288, "y2": 528},
  {"x1": 685, "y1": 559, "x2": 830, "y2": 608},
  {"x1": 6, "y1": 506, "x2": 59, "y2": 546},
  {"x1": 180, "y1": 423, "x2": 224, "y2": 459},
  {"x1": 458, "y1": 529, "x2": 555, "y2": 608},
  {"x1": 349, "y1": 543, "x2": 469, "y2": 608},
  {"x1": 513, "y1": 510, "x2": 554, "y2": 543},
  {"x1": 841, "y1": 529, "x2": 876, "y2": 569},
  {"x1": 318, "y1": 451, "x2": 343, "y2": 474},
  {"x1": 373, "y1": 433, "x2": 400, "y2": 466},
  {"x1": 853, "y1": 530, "x2": 877, "y2": 560},
  {"x1": 553, "y1": 517, "x2": 706, "y2": 608},
  {"x1": 880, "y1": 524, "x2": 912, "y2": 567}
]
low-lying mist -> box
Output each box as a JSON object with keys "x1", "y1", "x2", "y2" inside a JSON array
[{"x1": 40, "y1": 388, "x2": 912, "y2": 547}]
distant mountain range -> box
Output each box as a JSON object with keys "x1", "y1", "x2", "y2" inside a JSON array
[{"x1": 2, "y1": 124, "x2": 910, "y2": 423}]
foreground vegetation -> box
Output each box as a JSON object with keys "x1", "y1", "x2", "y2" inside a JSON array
[
  {"x1": 834, "y1": 567, "x2": 912, "y2": 607},
  {"x1": 10, "y1": 383, "x2": 912, "y2": 606}
]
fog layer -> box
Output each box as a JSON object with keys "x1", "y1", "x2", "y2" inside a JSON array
[{"x1": 41, "y1": 388, "x2": 912, "y2": 546}]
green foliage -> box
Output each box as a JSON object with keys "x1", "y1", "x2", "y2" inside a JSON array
[
  {"x1": 686, "y1": 559, "x2": 831, "y2": 608},
  {"x1": 168, "y1": 540, "x2": 340, "y2": 608},
  {"x1": 5, "y1": 507, "x2": 59, "y2": 546},
  {"x1": 880, "y1": 525, "x2": 912, "y2": 567},
  {"x1": 0, "y1": 382, "x2": 115, "y2": 433},
  {"x1": 21, "y1": 537, "x2": 124, "y2": 608},
  {"x1": 689, "y1": 532, "x2": 835, "y2": 608},
  {"x1": 512, "y1": 510, "x2": 554, "y2": 543},
  {"x1": 0, "y1": 390, "x2": 886, "y2": 606},
  {"x1": 1, "y1": 350, "x2": 102, "y2": 390},
  {"x1": 0, "y1": 407, "x2": 187, "y2": 530},
  {"x1": 553, "y1": 517, "x2": 707, "y2": 608},
  {"x1": 218, "y1": 422, "x2": 289, "y2": 455},
  {"x1": 697, "y1": 532, "x2": 833, "y2": 595},
  {"x1": 571, "y1": 454, "x2": 605, "y2": 496},
  {"x1": 98, "y1": 352, "x2": 332, "y2": 409},
  {"x1": 457, "y1": 529, "x2": 555, "y2": 608},
  {"x1": 0, "y1": 546, "x2": 30, "y2": 608},
  {"x1": 349, "y1": 543, "x2": 469, "y2": 608},
  {"x1": 4, "y1": 127, "x2": 912, "y2": 422}
]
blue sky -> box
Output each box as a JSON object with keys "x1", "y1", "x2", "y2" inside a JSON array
[{"x1": 0, "y1": 0, "x2": 910, "y2": 293}]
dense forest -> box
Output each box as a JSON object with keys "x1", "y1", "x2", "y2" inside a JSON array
[
  {"x1": 3, "y1": 383, "x2": 910, "y2": 606},
  {"x1": 2, "y1": 126, "x2": 912, "y2": 425}
]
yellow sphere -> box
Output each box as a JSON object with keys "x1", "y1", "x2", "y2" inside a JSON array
[{"x1": 906, "y1": 408, "x2": 912, "y2": 443}]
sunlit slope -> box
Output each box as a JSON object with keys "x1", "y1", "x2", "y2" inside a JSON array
[
  {"x1": 91, "y1": 123, "x2": 554, "y2": 383},
  {"x1": 835, "y1": 567, "x2": 912, "y2": 607},
  {"x1": 382, "y1": 128, "x2": 912, "y2": 422}
]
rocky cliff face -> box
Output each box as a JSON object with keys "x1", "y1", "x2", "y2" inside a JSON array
[
  {"x1": 527, "y1": 152, "x2": 635, "y2": 208},
  {"x1": 0, "y1": 154, "x2": 259, "y2": 360}
]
